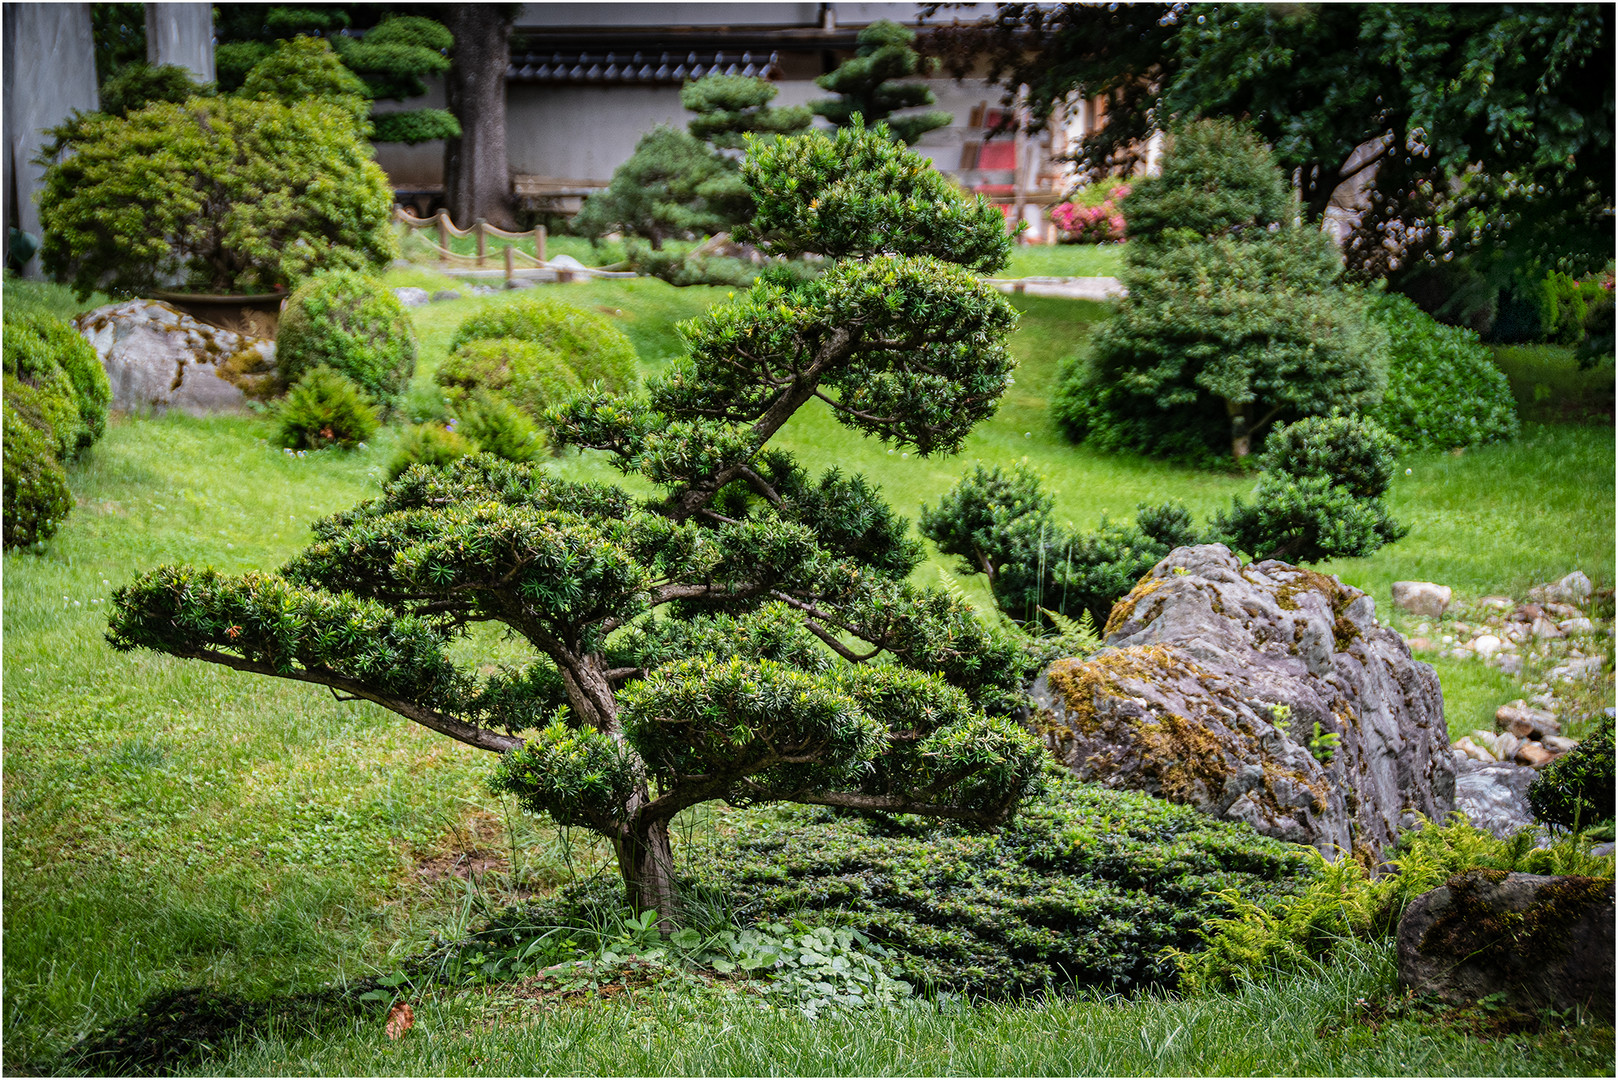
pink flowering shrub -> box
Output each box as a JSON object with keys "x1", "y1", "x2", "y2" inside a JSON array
[{"x1": 1051, "y1": 183, "x2": 1131, "y2": 244}]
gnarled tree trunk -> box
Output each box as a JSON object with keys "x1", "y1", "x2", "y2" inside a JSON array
[
  {"x1": 615, "y1": 812, "x2": 678, "y2": 922},
  {"x1": 443, "y1": 5, "x2": 516, "y2": 230}
]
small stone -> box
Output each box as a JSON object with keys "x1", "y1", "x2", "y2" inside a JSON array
[
  {"x1": 1559, "y1": 570, "x2": 1595, "y2": 601},
  {"x1": 1560, "y1": 617, "x2": 1595, "y2": 635},
  {"x1": 1393, "y1": 581, "x2": 1452, "y2": 617},
  {"x1": 392, "y1": 287, "x2": 430, "y2": 307},
  {"x1": 1493, "y1": 732, "x2": 1522, "y2": 762},
  {"x1": 1496, "y1": 701, "x2": 1560, "y2": 740},
  {"x1": 1480, "y1": 596, "x2": 1514, "y2": 611},
  {"x1": 1547, "y1": 602, "x2": 1582, "y2": 619},
  {"x1": 1495, "y1": 655, "x2": 1524, "y2": 676},
  {"x1": 1517, "y1": 603, "x2": 1546, "y2": 622},
  {"x1": 505, "y1": 278, "x2": 536, "y2": 290},
  {"x1": 1531, "y1": 616, "x2": 1565, "y2": 639},
  {"x1": 1472, "y1": 634, "x2": 1504, "y2": 658},
  {"x1": 431, "y1": 290, "x2": 463, "y2": 302},
  {"x1": 1449, "y1": 648, "x2": 1471, "y2": 660},
  {"x1": 1515, "y1": 741, "x2": 1555, "y2": 767},
  {"x1": 1452, "y1": 736, "x2": 1493, "y2": 763},
  {"x1": 1406, "y1": 636, "x2": 1432, "y2": 652},
  {"x1": 1543, "y1": 735, "x2": 1579, "y2": 754}
]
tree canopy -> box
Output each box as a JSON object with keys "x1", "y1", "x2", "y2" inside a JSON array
[{"x1": 108, "y1": 124, "x2": 1043, "y2": 918}]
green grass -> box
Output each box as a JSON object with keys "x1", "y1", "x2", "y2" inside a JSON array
[
  {"x1": 1493, "y1": 343, "x2": 1615, "y2": 425},
  {"x1": 1002, "y1": 242, "x2": 1126, "y2": 279},
  {"x1": 3, "y1": 275, "x2": 1613, "y2": 1074}
]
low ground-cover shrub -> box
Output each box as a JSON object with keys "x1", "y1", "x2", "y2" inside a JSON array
[
  {"x1": 277, "y1": 271, "x2": 416, "y2": 409},
  {"x1": 275, "y1": 366, "x2": 380, "y2": 450},
  {"x1": 448, "y1": 298, "x2": 637, "y2": 395},
  {"x1": 1174, "y1": 816, "x2": 1616, "y2": 993},
  {"x1": 1528, "y1": 717, "x2": 1615, "y2": 832},
  {"x1": 507, "y1": 773, "x2": 1308, "y2": 1000},
  {"x1": 385, "y1": 423, "x2": 474, "y2": 481},
  {"x1": 1365, "y1": 293, "x2": 1519, "y2": 450}
]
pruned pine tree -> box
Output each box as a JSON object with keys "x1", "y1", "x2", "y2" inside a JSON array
[
  {"x1": 108, "y1": 123, "x2": 1044, "y2": 919},
  {"x1": 812, "y1": 20, "x2": 952, "y2": 145}
]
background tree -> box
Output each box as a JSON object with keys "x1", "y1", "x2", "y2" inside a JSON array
[
  {"x1": 107, "y1": 124, "x2": 1043, "y2": 917},
  {"x1": 442, "y1": 4, "x2": 519, "y2": 228},
  {"x1": 571, "y1": 126, "x2": 732, "y2": 251},
  {"x1": 813, "y1": 20, "x2": 952, "y2": 144},
  {"x1": 680, "y1": 74, "x2": 813, "y2": 225},
  {"x1": 939, "y1": 4, "x2": 1613, "y2": 313},
  {"x1": 1054, "y1": 120, "x2": 1387, "y2": 462}
]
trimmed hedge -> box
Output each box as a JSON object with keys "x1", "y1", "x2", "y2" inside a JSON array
[
  {"x1": 1365, "y1": 292, "x2": 1519, "y2": 450},
  {"x1": 514, "y1": 773, "x2": 1308, "y2": 999},
  {"x1": 277, "y1": 272, "x2": 417, "y2": 409},
  {"x1": 434, "y1": 337, "x2": 582, "y2": 420},
  {"x1": 3, "y1": 310, "x2": 111, "y2": 455},
  {"x1": 447, "y1": 299, "x2": 638, "y2": 395}
]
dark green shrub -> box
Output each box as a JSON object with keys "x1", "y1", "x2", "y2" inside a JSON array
[
  {"x1": 3, "y1": 310, "x2": 111, "y2": 453},
  {"x1": 1364, "y1": 293, "x2": 1519, "y2": 450},
  {"x1": 1055, "y1": 120, "x2": 1387, "y2": 462},
  {"x1": 1213, "y1": 415, "x2": 1406, "y2": 564},
  {"x1": 384, "y1": 423, "x2": 473, "y2": 482},
  {"x1": 433, "y1": 337, "x2": 582, "y2": 419},
  {"x1": 277, "y1": 272, "x2": 417, "y2": 409},
  {"x1": 456, "y1": 393, "x2": 544, "y2": 463},
  {"x1": 2, "y1": 399, "x2": 72, "y2": 549},
  {"x1": 240, "y1": 36, "x2": 369, "y2": 123},
  {"x1": 515, "y1": 773, "x2": 1308, "y2": 999},
  {"x1": 810, "y1": 20, "x2": 951, "y2": 145},
  {"x1": 447, "y1": 300, "x2": 637, "y2": 395},
  {"x1": 276, "y1": 366, "x2": 380, "y2": 450},
  {"x1": 99, "y1": 61, "x2": 211, "y2": 117},
  {"x1": 1529, "y1": 718, "x2": 1615, "y2": 832},
  {"x1": 38, "y1": 96, "x2": 397, "y2": 297},
  {"x1": 214, "y1": 41, "x2": 274, "y2": 92}
]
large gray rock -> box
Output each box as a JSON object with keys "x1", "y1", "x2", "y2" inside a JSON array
[
  {"x1": 1032, "y1": 544, "x2": 1454, "y2": 857},
  {"x1": 1398, "y1": 870, "x2": 1614, "y2": 1020},
  {"x1": 74, "y1": 300, "x2": 276, "y2": 414},
  {"x1": 1452, "y1": 758, "x2": 1538, "y2": 838}
]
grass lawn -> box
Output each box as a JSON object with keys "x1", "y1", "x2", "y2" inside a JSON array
[{"x1": 3, "y1": 273, "x2": 1612, "y2": 1075}]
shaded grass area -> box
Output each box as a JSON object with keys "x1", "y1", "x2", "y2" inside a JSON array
[
  {"x1": 4, "y1": 275, "x2": 1613, "y2": 1073},
  {"x1": 1493, "y1": 343, "x2": 1615, "y2": 425}
]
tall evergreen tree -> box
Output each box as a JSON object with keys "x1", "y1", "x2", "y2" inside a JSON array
[{"x1": 812, "y1": 20, "x2": 952, "y2": 145}]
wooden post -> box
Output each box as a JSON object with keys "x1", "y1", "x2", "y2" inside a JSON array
[
  {"x1": 476, "y1": 219, "x2": 488, "y2": 268},
  {"x1": 504, "y1": 244, "x2": 515, "y2": 287},
  {"x1": 436, "y1": 211, "x2": 450, "y2": 265},
  {"x1": 534, "y1": 225, "x2": 547, "y2": 263}
]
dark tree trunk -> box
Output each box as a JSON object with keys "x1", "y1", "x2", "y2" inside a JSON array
[
  {"x1": 443, "y1": 5, "x2": 516, "y2": 230},
  {"x1": 615, "y1": 813, "x2": 678, "y2": 922},
  {"x1": 1226, "y1": 398, "x2": 1251, "y2": 461}
]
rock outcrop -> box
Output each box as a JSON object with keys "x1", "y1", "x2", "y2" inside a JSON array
[
  {"x1": 74, "y1": 300, "x2": 278, "y2": 414},
  {"x1": 1397, "y1": 870, "x2": 1614, "y2": 1020},
  {"x1": 1032, "y1": 544, "x2": 1454, "y2": 857},
  {"x1": 1452, "y1": 759, "x2": 1539, "y2": 839}
]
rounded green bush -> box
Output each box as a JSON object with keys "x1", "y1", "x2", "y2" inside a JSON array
[
  {"x1": 434, "y1": 337, "x2": 582, "y2": 419},
  {"x1": 1258, "y1": 413, "x2": 1401, "y2": 498},
  {"x1": 3, "y1": 398, "x2": 72, "y2": 550},
  {"x1": 385, "y1": 423, "x2": 474, "y2": 482},
  {"x1": 456, "y1": 393, "x2": 544, "y2": 463},
  {"x1": 1364, "y1": 292, "x2": 1519, "y2": 450},
  {"x1": 1529, "y1": 718, "x2": 1615, "y2": 831},
  {"x1": 447, "y1": 299, "x2": 637, "y2": 394},
  {"x1": 3, "y1": 310, "x2": 110, "y2": 453},
  {"x1": 276, "y1": 366, "x2": 380, "y2": 450},
  {"x1": 277, "y1": 271, "x2": 417, "y2": 408}
]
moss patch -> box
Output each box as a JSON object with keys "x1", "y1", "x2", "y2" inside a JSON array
[
  {"x1": 1104, "y1": 574, "x2": 1164, "y2": 637},
  {"x1": 1421, "y1": 872, "x2": 1611, "y2": 968}
]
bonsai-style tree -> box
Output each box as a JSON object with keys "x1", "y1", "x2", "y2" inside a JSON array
[
  {"x1": 1054, "y1": 120, "x2": 1388, "y2": 462},
  {"x1": 812, "y1": 20, "x2": 952, "y2": 145},
  {"x1": 109, "y1": 123, "x2": 1044, "y2": 916}
]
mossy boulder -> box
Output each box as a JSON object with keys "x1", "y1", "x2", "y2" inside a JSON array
[
  {"x1": 1032, "y1": 543, "x2": 1454, "y2": 858},
  {"x1": 74, "y1": 300, "x2": 278, "y2": 413},
  {"x1": 1397, "y1": 870, "x2": 1614, "y2": 1020}
]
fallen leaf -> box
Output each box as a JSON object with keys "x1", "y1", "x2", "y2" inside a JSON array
[{"x1": 385, "y1": 1001, "x2": 414, "y2": 1040}]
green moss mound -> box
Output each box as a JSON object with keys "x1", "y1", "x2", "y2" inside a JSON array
[
  {"x1": 385, "y1": 423, "x2": 473, "y2": 482},
  {"x1": 434, "y1": 337, "x2": 583, "y2": 419},
  {"x1": 1365, "y1": 292, "x2": 1520, "y2": 449},
  {"x1": 447, "y1": 298, "x2": 637, "y2": 395},
  {"x1": 2, "y1": 399, "x2": 73, "y2": 549},
  {"x1": 277, "y1": 271, "x2": 417, "y2": 408},
  {"x1": 516, "y1": 774, "x2": 1309, "y2": 999}
]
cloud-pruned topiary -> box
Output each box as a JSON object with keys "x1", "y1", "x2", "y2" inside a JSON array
[
  {"x1": 37, "y1": 96, "x2": 397, "y2": 298},
  {"x1": 276, "y1": 271, "x2": 417, "y2": 409},
  {"x1": 1364, "y1": 292, "x2": 1519, "y2": 450}
]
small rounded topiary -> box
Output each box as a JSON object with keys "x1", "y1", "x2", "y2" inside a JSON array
[
  {"x1": 4, "y1": 310, "x2": 111, "y2": 454},
  {"x1": 456, "y1": 393, "x2": 544, "y2": 463},
  {"x1": 1364, "y1": 292, "x2": 1519, "y2": 450},
  {"x1": 1259, "y1": 413, "x2": 1401, "y2": 498},
  {"x1": 3, "y1": 398, "x2": 72, "y2": 549},
  {"x1": 434, "y1": 337, "x2": 582, "y2": 419},
  {"x1": 1528, "y1": 718, "x2": 1615, "y2": 832},
  {"x1": 276, "y1": 366, "x2": 381, "y2": 450},
  {"x1": 385, "y1": 423, "x2": 474, "y2": 482},
  {"x1": 447, "y1": 299, "x2": 637, "y2": 394},
  {"x1": 277, "y1": 271, "x2": 417, "y2": 409}
]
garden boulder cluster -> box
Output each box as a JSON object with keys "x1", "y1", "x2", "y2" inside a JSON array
[{"x1": 1032, "y1": 544, "x2": 1454, "y2": 857}]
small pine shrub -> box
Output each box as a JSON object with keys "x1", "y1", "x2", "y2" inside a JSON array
[
  {"x1": 98, "y1": 61, "x2": 211, "y2": 118},
  {"x1": 276, "y1": 366, "x2": 380, "y2": 450},
  {"x1": 385, "y1": 423, "x2": 473, "y2": 482},
  {"x1": 447, "y1": 299, "x2": 637, "y2": 394},
  {"x1": 434, "y1": 337, "x2": 582, "y2": 420},
  {"x1": 1365, "y1": 292, "x2": 1519, "y2": 450},
  {"x1": 277, "y1": 271, "x2": 417, "y2": 409},
  {"x1": 456, "y1": 393, "x2": 544, "y2": 463},
  {"x1": 1529, "y1": 718, "x2": 1616, "y2": 832},
  {"x1": 2, "y1": 399, "x2": 72, "y2": 549}
]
